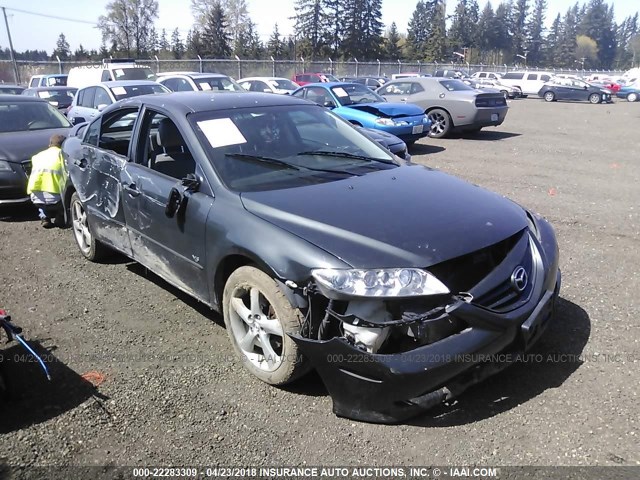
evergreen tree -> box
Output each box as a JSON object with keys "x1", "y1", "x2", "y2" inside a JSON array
[
  {"x1": 545, "y1": 14, "x2": 562, "y2": 66},
  {"x1": 74, "y1": 44, "x2": 90, "y2": 61},
  {"x1": 267, "y1": 23, "x2": 285, "y2": 59},
  {"x1": 580, "y1": 0, "x2": 617, "y2": 68},
  {"x1": 53, "y1": 33, "x2": 71, "y2": 60},
  {"x1": 424, "y1": 0, "x2": 447, "y2": 61},
  {"x1": 527, "y1": 0, "x2": 546, "y2": 66},
  {"x1": 476, "y1": 2, "x2": 497, "y2": 63},
  {"x1": 493, "y1": 2, "x2": 513, "y2": 59},
  {"x1": 449, "y1": 0, "x2": 479, "y2": 55},
  {"x1": 159, "y1": 29, "x2": 170, "y2": 52},
  {"x1": 148, "y1": 27, "x2": 159, "y2": 55},
  {"x1": 170, "y1": 28, "x2": 185, "y2": 59},
  {"x1": 201, "y1": 3, "x2": 231, "y2": 57},
  {"x1": 557, "y1": 6, "x2": 578, "y2": 68},
  {"x1": 511, "y1": 0, "x2": 529, "y2": 62},
  {"x1": 293, "y1": 0, "x2": 327, "y2": 59},
  {"x1": 221, "y1": 0, "x2": 250, "y2": 52},
  {"x1": 406, "y1": 0, "x2": 429, "y2": 60},
  {"x1": 324, "y1": 0, "x2": 345, "y2": 58},
  {"x1": 384, "y1": 22, "x2": 403, "y2": 60}
]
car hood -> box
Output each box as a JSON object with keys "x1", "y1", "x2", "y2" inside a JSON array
[
  {"x1": 345, "y1": 102, "x2": 424, "y2": 117},
  {"x1": 240, "y1": 165, "x2": 528, "y2": 269},
  {"x1": 0, "y1": 128, "x2": 70, "y2": 162}
]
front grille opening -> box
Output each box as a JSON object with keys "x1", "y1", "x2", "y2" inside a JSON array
[{"x1": 428, "y1": 230, "x2": 524, "y2": 293}]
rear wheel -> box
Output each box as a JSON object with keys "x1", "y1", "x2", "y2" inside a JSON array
[
  {"x1": 70, "y1": 193, "x2": 107, "y2": 261},
  {"x1": 223, "y1": 266, "x2": 309, "y2": 385},
  {"x1": 544, "y1": 91, "x2": 555, "y2": 102},
  {"x1": 589, "y1": 93, "x2": 601, "y2": 104},
  {"x1": 427, "y1": 109, "x2": 452, "y2": 138},
  {"x1": 500, "y1": 90, "x2": 509, "y2": 99},
  {"x1": 627, "y1": 92, "x2": 638, "y2": 102}
]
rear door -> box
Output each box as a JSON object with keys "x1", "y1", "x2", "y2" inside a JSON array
[
  {"x1": 69, "y1": 107, "x2": 140, "y2": 255},
  {"x1": 120, "y1": 107, "x2": 213, "y2": 303}
]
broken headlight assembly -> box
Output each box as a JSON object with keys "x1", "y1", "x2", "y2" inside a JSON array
[{"x1": 312, "y1": 268, "x2": 450, "y2": 299}]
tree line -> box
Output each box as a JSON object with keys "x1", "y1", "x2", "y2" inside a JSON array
[{"x1": 1, "y1": 0, "x2": 638, "y2": 70}]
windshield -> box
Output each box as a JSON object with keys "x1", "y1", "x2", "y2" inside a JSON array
[
  {"x1": 109, "y1": 84, "x2": 168, "y2": 101},
  {"x1": 189, "y1": 104, "x2": 398, "y2": 192},
  {"x1": 0, "y1": 87, "x2": 24, "y2": 95},
  {"x1": 439, "y1": 80, "x2": 474, "y2": 92},
  {"x1": 269, "y1": 79, "x2": 298, "y2": 90},
  {"x1": 331, "y1": 84, "x2": 385, "y2": 106},
  {"x1": 196, "y1": 77, "x2": 244, "y2": 92},
  {"x1": 0, "y1": 101, "x2": 71, "y2": 132},
  {"x1": 112, "y1": 67, "x2": 155, "y2": 81},
  {"x1": 45, "y1": 76, "x2": 67, "y2": 86}
]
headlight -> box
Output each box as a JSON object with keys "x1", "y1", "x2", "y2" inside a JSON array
[
  {"x1": 312, "y1": 268, "x2": 450, "y2": 298},
  {"x1": 0, "y1": 160, "x2": 13, "y2": 172},
  {"x1": 374, "y1": 118, "x2": 396, "y2": 126}
]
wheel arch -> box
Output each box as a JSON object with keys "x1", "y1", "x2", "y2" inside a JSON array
[
  {"x1": 425, "y1": 106, "x2": 454, "y2": 126},
  {"x1": 62, "y1": 182, "x2": 76, "y2": 225}
]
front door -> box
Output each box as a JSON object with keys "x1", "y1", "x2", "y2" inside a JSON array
[{"x1": 120, "y1": 108, "x2": 213, "y2": 303}]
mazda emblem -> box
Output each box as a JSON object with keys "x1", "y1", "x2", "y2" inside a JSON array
[{"x1": 511, "y1": 266, "x2": 528, "y2": 292}]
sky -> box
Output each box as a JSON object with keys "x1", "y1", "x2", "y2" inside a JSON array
[{"x1": 1, "y1": 0, "x2": 638, "y2": 53}]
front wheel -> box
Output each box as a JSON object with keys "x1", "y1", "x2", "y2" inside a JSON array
[
  {"x1": 223, "y1": 266, "x2": 309, "y2": 385},
  {"x1": 627, "y1": 92, "x2": 638, "y2": 102},
  {"x1": 427, "y1": 109, "x2": 452, "y2": 138},
  {"x1": 544, "y1": 91, "x2": 555, "y2": 102},
  {"x1": 70, "y1": 192, "x2": 107, "y2": 261},
  {"x1": 589, "y1": 93, "x2": 601, "y2": 104}
]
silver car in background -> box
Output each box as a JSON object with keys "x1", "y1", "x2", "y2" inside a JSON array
[{"x1": 377, "y1": 77, "x2": 509, "y2": 138}]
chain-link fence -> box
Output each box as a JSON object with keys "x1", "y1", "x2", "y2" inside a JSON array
[{"x1": 0, "y1": 58, "x2": 627, "y2": 85}]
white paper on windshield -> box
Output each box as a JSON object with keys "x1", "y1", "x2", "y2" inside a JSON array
[
  {"x1": 111, "y1": 86, "x2": 127, "y2": 96},
  {"x1": 39, "y1": 91, "x2": 52, "y2": 98},
  {"x1": 114, "y1": 69, "x2": 124, "y2": 78},
  {"x1": 333, "y1": 87, "x2": 349, "y2": 97},
  {"x1": 198, "y1": 118, "x2": 247, "y2": 148},
  {"x1": 199, "y1": 82, "x2": 212, "y2": 91}
]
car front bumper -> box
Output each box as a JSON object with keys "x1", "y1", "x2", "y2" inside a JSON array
[
  {"x1": 376, "y1": 116, "x2": 432, "y2": 142},
  {"x1": 0, "y1": 163, "x2": 30, "y2": 205},
  {"x1": 293, "y1": 266, "x2": 560, "y2": 424}
]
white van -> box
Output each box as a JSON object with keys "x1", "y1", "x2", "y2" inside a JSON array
[
  {"x1": 28, "y1": 74, "x2": 68, "y2": 87},
  {"x1": 499, "y1": 71, "x2": 553, "y2": 95},
  {"x1": 67, "y1": 59, "x2": 155, "y2": 88}
]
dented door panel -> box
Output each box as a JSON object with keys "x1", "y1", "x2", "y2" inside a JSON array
[{"x1": 121, "y1": 162, "x2": 213, "y2": 303}]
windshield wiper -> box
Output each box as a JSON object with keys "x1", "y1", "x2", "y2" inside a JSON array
[
  {"x1": 296, "y1": 150, "x2": 398, "y2": 166},
  {"x1": 225, "y1": 153, "x2": 361, "y2": 176}
]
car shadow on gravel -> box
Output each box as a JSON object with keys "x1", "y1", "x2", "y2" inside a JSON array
[
  {"x1": 409, "y1": 144, "x2": 446, "y2": 156},
  {"x1": 124, "y1": 263, "x2": 225, "y2": 326},
  {"x1": 0, "y1": 205, "x2": 38, "y2": 223},
  {"x1": 0, "y1": 341, "x2": 105, "y2": 434},
  {"x1": 408, "y1": 296, "x2": 590, "y2": 427},
  {"x1": 458, "y1": 131, "x2": 522, "y2": 141}
]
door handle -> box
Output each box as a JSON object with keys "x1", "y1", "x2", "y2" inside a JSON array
[
  {"x1": 124, "y1": 183, "x2": 140, "y2": 197},
  {"x1": 74, "y1": 158, "x2": 88, "y2": 168}
]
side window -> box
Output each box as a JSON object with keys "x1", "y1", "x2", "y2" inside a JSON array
[
  {"x1": 410, "y1": 82, "x2": 424, "y2": 94},
  {"x1": 176, "y1": 78, "x2": 193, "y2": 91},
  {"x1": 76, "y1": 89, "x2": 85, "y2": 105},
  {"x1": 101, "y1": 70, "x2": 111, "y2": 82},
  {"x1": 380, "y1": 83, "x2": 408, "y2": 95},
  {"x1": 93, "y1": 88, "x2": 112, "y2": 109},
  {"x1": 291, "y1": 88, "x2": 305, "y2": 98},
  {"x1": 98, "y1": 108, "x2": 140, "y2": 157},
  {"x1": 527, "y1": 74, "x2": 537, "y2": 80},
  {"x1": 29, "y1": 78, "x2": 39, "y2": 87},
  {"x1": 304, "y1": 87, "x2": 330, "y2": 105},
  {"x1": 161, "y1": 78, "x2": 178, "y2": 91},
  {"x1": 300, "y1": 75, "x2": 311, "y2": 83},
  {"x1": 83, "y1": 119, "x2": 101, "y2": 146},
  {"x1": 541, "y1": 75, "x2": 551, "y2": 82},
  {"x1": 252, "y1": 81, "x2": 268, "y2": 92},
  {"x1": 479, "y1": 73, "x2": 486, "y2": 78},
  {"x1": 138, "y1": 109, "x2": 195, "y2": 180},
  {"x1": 80, "y1": 87, "x2": 96, "y2": 107}
]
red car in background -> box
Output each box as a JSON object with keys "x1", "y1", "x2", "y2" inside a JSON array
[{"x1": 292, "y1": 72, "x2": 340, "y2": 86}]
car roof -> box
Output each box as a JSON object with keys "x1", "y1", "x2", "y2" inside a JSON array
[
  {"x1": 108, "y1": 91, "x2": 311, "y2": 116},
  {"x1": 301, "y1": 82, "x2": 363, "y2": 88},
  {"x1": 79, "y1": 80, "x2": 161, "y2": 90},
  {"x1": 159, "y1": 73, "x2": 229, "y2": 79},
  {"x1": 0, "y1": 94, "x2": 46, "y2": 102},
  {"x1": 239, "y1": 77, "x2": 290, "y2": 81},
  {"x1": 25, "y1": 86, "x2": 77, "y2": 91}
]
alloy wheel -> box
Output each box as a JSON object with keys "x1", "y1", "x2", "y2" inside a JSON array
[{"x1": 72, "y1": 200, "x2": 92, "y2": 255}]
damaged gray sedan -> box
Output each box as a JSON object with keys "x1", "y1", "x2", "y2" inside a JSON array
[{"x1": 62, "y1": 92, "x2": 560, "y2": 423}]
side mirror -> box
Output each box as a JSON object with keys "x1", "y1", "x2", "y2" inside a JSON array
[
  {"x1": 264, "y1": 88, "x2": 272, "y2": 93},
  {"x1": 584, "y1": 86, "x2": 588, "y2": 90},
  {"x1": 97, "y1": 104, "x2": 109, "y2": 112},
  {"x1": 324, "y1": 100, "x2": 336, "y2": 108},
  {"x1": 165, "y1": 173, "x2": 200, "y2": 219}
]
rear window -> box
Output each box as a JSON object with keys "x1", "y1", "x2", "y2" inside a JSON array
[
  {"x1": 195, "y1": 76, "x2": 243, "y2": 92},
  {"x1": 0, "y1": 101, "x2": 71, "y2": 132},
  {"x1": 439, "y1": 80, "x2": 474, "y2": 91},
  {"x1": 109, "y1": 84, "x2": 168, "y2": 101},
  {"x1": 502, "y1": 73, "x2": 524, "y2": 80},
  {"x1": 111, "y1": 67, "x2": 155, "y2": 81}
]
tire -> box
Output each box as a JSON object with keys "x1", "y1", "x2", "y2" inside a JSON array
[
  {"x1": 589, "y1": 93, "x2": 601, "y2": 104},
  {"x1": 627, "y1": 93, "x2": 638, "y2": 102},
  {"x1": 500, "y1": 90, "x2": 508, "y2": 99},
  {"x1": 427, "y1": 108, "x2": 452, "y2": 138},
  {"x1": 223, "y1": 266, "x2": 309, "y2": 385},
  {"x1": 70, "y1": 192, "x2": 108, "y2": 262},
  {"x1": 544, "y1": 91, "x2": 555, "y2": 102}
]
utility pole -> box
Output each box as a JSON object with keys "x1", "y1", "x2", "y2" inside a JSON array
[{"x1": 2, "y1": 7, "x2": 20, "y2": 84}]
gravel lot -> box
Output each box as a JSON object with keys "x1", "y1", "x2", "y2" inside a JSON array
[{"x1": 0, "y1": 98, "x2": 638, "y2": 470}]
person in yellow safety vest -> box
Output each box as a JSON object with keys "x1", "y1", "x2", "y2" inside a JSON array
[{"x1": 26, "y1": 134, "x2": 67, "y2": 228}]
